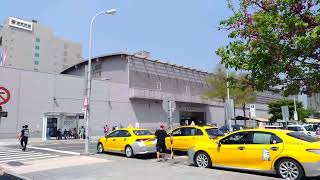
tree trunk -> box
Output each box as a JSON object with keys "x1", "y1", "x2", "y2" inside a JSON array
[{"x1": 242, "y1": 103, "x2": 246, "y2": 127}]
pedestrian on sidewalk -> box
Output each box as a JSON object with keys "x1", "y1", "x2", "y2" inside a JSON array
[
  {"x1": 104, "y1": 125, "x2": 109, "y2": 135},
  {"x1": 79, "y1": 126, "x2": 85, "y2": 139},
  {"x1": 19, "y1": 125, "x2": 29, "y2": 151},
  {"x1": 155, "y1": 124, "x2": 167, "y2": 161}
]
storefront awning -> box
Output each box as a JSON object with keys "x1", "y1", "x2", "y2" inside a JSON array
[{"x1": 305, "y1": 118, "x2": 320, "y2": 123}]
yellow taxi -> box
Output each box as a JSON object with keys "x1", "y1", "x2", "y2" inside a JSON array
[
  {"x1": 97, "y1": 128, "x2": 156, "y2": 158},
  {"x1": 188, "y1": 129, "x2": 320, "y2": 180},
  {"x1": 165, "y1": 125, "x2": 224, "y2": 152}
]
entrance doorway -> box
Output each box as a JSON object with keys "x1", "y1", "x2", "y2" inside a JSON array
[
  {"x1": 47, "y1": 118, "x2": 58, "y2": 138},
  {"x1": 180, "y1": 111, "x2": 206, "y2": 126}
]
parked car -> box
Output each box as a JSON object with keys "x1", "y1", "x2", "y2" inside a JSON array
[
  {"x1": 97, "y1": 128, "x2": 156, "y2": 158},
  {"x1": 264, "y1": 125, "x2": 284, "y2": 129},
  {"x1": 287, "y1": 124, "x2": 316, "y2": 136},
  {"x1": 188, "y1": 129, "x2": 320, "y2": 180},
  {"x1": 219, "y1": 125, "x2": 244, "y2": 134},
  {"x1": 165, "y1": 125, "x2": 224, "y2": 152}
]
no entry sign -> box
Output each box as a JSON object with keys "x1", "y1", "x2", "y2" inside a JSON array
[{"x1": 0, "y1": 87, "x2": 10, "y2": 106}]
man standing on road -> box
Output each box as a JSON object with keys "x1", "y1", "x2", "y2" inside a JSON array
[
  {"x1": 19, "y1": 125, "x2": 29, "y2": 151},
  {"x1": 155, "y1": 124, "x2": 167, "y2": 161}
]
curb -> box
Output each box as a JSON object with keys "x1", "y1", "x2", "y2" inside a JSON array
[{"x1": 0, "y1": 165, "x2": 30, "y2": 180}]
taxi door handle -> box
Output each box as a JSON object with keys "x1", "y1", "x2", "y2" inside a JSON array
[
  {"x1": 113, "y1": 139, "x2": 116, "y2": 141},
  {"x1": 238, "y1": 146, "x2": 245, "y2": 150},
  {"x1": 270, "y1": 147, "x2": 279, "y2": 151},
  {"x1": 124, "y1": 138, "x2": 127, "y2": 141}
]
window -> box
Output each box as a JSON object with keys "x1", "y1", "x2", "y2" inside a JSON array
[
  {"x1": 35, "y1": 45, "x2": 40, "y2": 50},
  {"x1": 288, "y1": 126, "x2": 304, "y2": 131},
  {"x1": 220, "y1": 132, "x2": 249, "y2": 144},
  {"x1": 36, "y1": 37, "x2": 40, "y2": 42},
  {"x1": 172, "y1": 128, "x2": 182, "y2": 136},
  {"x1": 156, "y1": 82, "x2": 161, "y2": 90},
  {"x1": 34, "y1": 61, "x2": 39, "y2": 65},
  {"x1": 35, "y1": 53, "x2": 39, "y2": 57},
  {"x1": 196, "y1": 129, "x2": 203, "y2": 135},
  {"x1": 287, "y1": 132, "x2": 320, "y2": 142},
  {"x1": 205, "y1": 128, "x2": 224, "y2": 137},
  {"x1": 64, "y1": 51, "x2": 68, "y2": 56},
  {"x1": 117, "y1": 130, "x2": 131, "y2": 137},
  {"x1": 251, "y1": 132, "x2": 273, "y2": 144},
  {"x1": 186, "y1": 86, "x2": 190, "y2": 94},
  {"x1": 182, "y1": 128, "x2": 197, "y2": 136},
  {"x1": 107, "y1": 131, "x2": 119, "y2": 137},
  {"x1": 133, "y1": 130, "x2": 153, "y2": 136}
]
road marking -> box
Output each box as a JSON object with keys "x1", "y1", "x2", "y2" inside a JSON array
[
  {"x1": 0, "y1": 156, "x2": 111, "y2": 174},
  {"x1": 28, "y1": 146, "x2": 81, "y2": 155},
  {"x1": 0, "y1": 155, "x2": 59, "y2": 163},
  {"x1": 0, "y1": 147, "x2": 60, "y2": 163},
  {"x1": 0, "y1": 153, "x2": 54, "y2": 160}
]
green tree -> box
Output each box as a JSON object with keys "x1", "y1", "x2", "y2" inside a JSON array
[
  {"x1": 204, "y1": 66, "x2": 256, "y2": 126},
  {"x1": 233, "y1": 74, "x2": 256, "y2": 127},
  {"x1": 216, "y1": 0, "x2": 320, "y2": 96},
  {"x1": 268, "y1": 99, "x2": 311, "y2": 123}
]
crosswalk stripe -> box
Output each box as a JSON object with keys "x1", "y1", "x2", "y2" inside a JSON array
[
  {"x1": 0, "y1": 155, "x2": 59, "y2": 163},
  {"x1": 0, "y1": 151, "x2": 39, "y2": 154},
  {"x1": 0, "y1": 147, "x2": 60, "y2": 163},
  {"x1": 0, "y1": 152, "x2": 47, "y2": 157},
  {"x1": 0, "y1": 153, "x2": 54, "y2": 160}
]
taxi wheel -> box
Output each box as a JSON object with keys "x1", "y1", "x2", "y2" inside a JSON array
[
  {"x1": 125, "y1": 146, "x2": 134, "y2": 158},
  {"x1": 194, "y1": 151, "x2": 212, "y2": 168},
  {"x1": 97, "y1": 143, "x2": 104, "y2": 153},
  {"x1": 276, "y1": 158, "x2": 304, "y2": 180}
]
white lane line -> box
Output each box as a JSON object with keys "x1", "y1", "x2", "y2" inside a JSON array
[
  {"x1": 28, "y1": 146, "x2": 80, "y2": 155},
  {"x1": 0, "y1": 153, "x2": 55, "y2": 160},
  {"x1": 0, "y1": 155, "x2": 59, "y2": 163}
]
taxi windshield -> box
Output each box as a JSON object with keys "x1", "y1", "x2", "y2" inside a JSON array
[
  {"x1": 205, "y1": 128, "x2": 224, "y2": 137},
  {"x1": 133, "y1": 130, "x2": 153, "y2": 136},
  {"x1": 287, "y1": 132, "x2": 320, "y2": 142}
]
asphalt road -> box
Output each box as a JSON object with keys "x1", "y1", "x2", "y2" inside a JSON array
[{"x1": 0, "y1": 140, "x2": 318, "y2": 180}]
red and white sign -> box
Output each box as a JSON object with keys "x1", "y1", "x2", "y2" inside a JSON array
[{"x1": 0, "y1": 87, "x2": 10, "y2": 106}]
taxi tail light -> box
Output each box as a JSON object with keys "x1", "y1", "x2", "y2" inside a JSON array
[
  {"x1": 209, "y1": 135, "x2": 218, "y2": 140},
  {"x1": 307, "y1": 149, "x2": 320, "y2": 155},
  {"x1": 136, "y1": 138, "x2": 149, "y2": 142}
]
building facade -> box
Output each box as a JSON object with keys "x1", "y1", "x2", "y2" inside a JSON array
[
  {"x1": 0, "y1": 52, "x2": 285, "y2": 139},
  {"x1": 0, "y1": 17, "x2": 82, "y2": 73}
]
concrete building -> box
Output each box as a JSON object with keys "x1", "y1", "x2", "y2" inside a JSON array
[
  {"x1": 308, "y1": 93, "x2": 320, "y2": 118},
  {"x1": 0, "y1": 17, "x2": 82, "y2": 73},
  {"x1": 0, "y1": 52, "x2": 284, "y2": 139}
]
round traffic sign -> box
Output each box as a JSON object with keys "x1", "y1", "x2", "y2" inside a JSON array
[
  {"x1": 162, "y1": 98, "x2": 176, "y2": 113},
  {"x1": 0, "y1": 87, "x2": 10, "y2": 106}
]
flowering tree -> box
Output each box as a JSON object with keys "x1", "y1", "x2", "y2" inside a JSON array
[{"x1": 216, "y1": 0, "x2": 320, "y2": 96}]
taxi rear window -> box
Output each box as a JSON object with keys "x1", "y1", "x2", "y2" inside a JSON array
[
  {"x1": 205, "y1": 128, "x2": 224, "y2": 137},
  {"x1": 287, "y1": 132, "x2": 320, "y2": 142},
  {"x1": 133, "y1": 130, "x2": 153, "y2": 136}
]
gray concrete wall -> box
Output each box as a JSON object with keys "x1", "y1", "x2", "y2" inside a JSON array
[{"x1": 0, "y1": 66, "x2": 132, "y2": 138}]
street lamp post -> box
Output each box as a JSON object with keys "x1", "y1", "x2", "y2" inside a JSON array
[
  {"x1": 84, "y1": 9, "x2": 117, "y2": 154},
  {"x1": 226, "y1": 69, "x2": 232, "y2": 132}
]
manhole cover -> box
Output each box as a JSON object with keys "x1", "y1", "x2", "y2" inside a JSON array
[{"x1": 6, "y1": 162, "x2": 24, "y2": 166}]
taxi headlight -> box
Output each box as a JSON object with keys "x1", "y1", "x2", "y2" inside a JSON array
[{"x1": 307, "y1": 149, "x2": 320, "y2": 155}]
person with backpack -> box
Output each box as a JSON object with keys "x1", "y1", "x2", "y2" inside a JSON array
[{"x1": 19, "y1": 125, "x2": 29, "y2": 151}]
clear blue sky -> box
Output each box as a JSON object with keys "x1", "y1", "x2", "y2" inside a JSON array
[{"x1": 0, "y1": 0, "x2": 232, "y2": 72}]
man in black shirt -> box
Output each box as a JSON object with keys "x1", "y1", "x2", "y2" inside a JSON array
[
  {"x1": 155, "y1": 124, "x2": 167, "y2": 161},
  {"x1": 20, "y1": 125, "x2": 29, "y2": 151}
]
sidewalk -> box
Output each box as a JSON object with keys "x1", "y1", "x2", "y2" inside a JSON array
[{"x1": 0, "y1": 136, "x2": 100, "y2": 146}]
